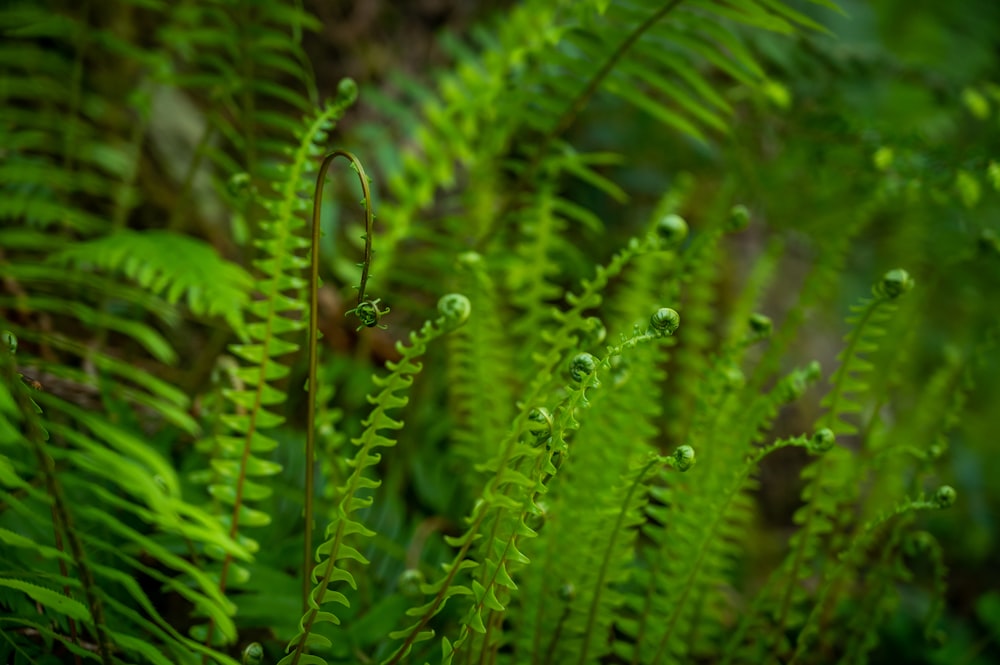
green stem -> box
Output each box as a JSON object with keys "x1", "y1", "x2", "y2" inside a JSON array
[
  {"x1": 3, "y1": 361, "x2": 113, "y2": 665},
  {"x1": 305, "y1": 150, "x2": 375, "y2": 612},
  {"x1": 576, "y1": 456, "x2": 660, "y2": 665}
]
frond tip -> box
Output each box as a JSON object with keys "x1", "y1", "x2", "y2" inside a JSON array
[{"x1": 670, "y1": 444, "x2": 697, "y2": 472}]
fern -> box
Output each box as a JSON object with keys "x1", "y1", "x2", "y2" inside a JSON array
[
  {"x1": 724, "y1": 269, "x2": 918, "y2": 662},
  {"x1": 5, "y1": 1, "x2": 995, "y2": 664},
  {"x1": 194, "y1": 95, "x2": 358, "y2": 649},
  {"x1": 364, "y1": 0, "x2": 837, "y2": 302},
  {"x1": 160, "y1": 0, "x2": 321, "y2": 238},
  {"x1": 445, "y1": 253, "x2": 516, "y2": 479},
  {"x1": 281, "y1": 295, "x2": 471, "y2": 665},
  {"x1": 47, "y1": 232, "x2": 253, "y2": 332}
]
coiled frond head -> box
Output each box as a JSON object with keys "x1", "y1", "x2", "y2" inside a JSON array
[
  {"x1": 569, "y1": 352, "x2": 598, "y2": 383},
  {"x1": 723, "y1": 364, "x2": 746, "y2": 392},
  {"x1": 398, "y1": 569, "x2": 425, "y2": 597},
  {"x1": 808, "y1": 428, "x2": 836, "y2": 453},
  {"x1": 649, "y1": 307, "x2": 680, "y2": 337},
  {"x1": 748, "y1": 313, "x2": 773, "y2": 340},
  {"x1": 873, "y1": 268, "x2": 914, "y2": 300},
  {"x1": 336, "y1": 77, "x2": 359, "y2": 105},
  {"x1": 671, "y1": 445, "x2": 696, "y2": 472},
  {"x1": 655, "y1": 213, "x2": 688, "y2": 247},
  {"x1": 933, "y1": 485, "x2": 957, "y2": 509},
  {"x1": 729, "y1": 204, "x2": 751, "y2": 231},
  {"x1": 349, "y1": 298, "x2": 390, "y2": 330},
  {"x1": 227, "y1": 172, "x2": 254, "y2": 201},
  {"x1": 905, "y1": 530, "x2": 936, "y2": 557},
  {"x1": 437, "y1": 293, "x2": 471, "y2": 328},
  {"x1": 242, "y1": 642, "x2": 264, "y2": 665}
]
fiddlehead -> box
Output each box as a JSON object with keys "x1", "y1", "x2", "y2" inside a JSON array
[
  {"x1": 242, "y1": 642, "x2": 264, "y2": 665},
  {"x1": 305, "y1": 135, "x2": 380, "y2": 610},
  {"x1": 309, "y1": 132, "x2": 389, "y2": 332}
]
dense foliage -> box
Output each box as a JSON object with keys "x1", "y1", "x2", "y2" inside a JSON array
[{"x1": 2, "y1": 1, "x2": 999, "y2": 664}]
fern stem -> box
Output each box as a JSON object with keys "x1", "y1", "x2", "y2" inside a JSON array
[
  {"x1": 4, "y1": 363, "x2": 114, "y2": 665},
  {"x1": 650, "y1": 438, "x2": 799, "y2": 664},
  {"x1": 49, "y1": 504, "x2": 83, "y2": 665},
  {"x1": 539, "y1": 0, "x2": 684, "y2": 164},
  {"x1": 384, "y1": 492, "x2": 493, "y2": 665},
  {"x1": 541, "y1": 606, "x2": 571, "y2": 665},
  {"x1": 768, "y1": 296, "x2": 892, "y2": 649},
  {"x1": 305, "y1": 149, "x2": 375, "y2": 612},
  {"x1": 576, "y1": 456, "x2": 660, "y2": 665},
  {"x1": 819, "y1": 300, "x2": 878, "y2": 431}
]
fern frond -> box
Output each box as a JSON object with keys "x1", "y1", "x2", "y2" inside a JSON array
[
  {"x1": 365, "y1": 0, "x2": 835, "y2": 293},
  {"x1": 155, "y1": 0, "x2": 322, "y2": 241},
  {"x1": 515, "y1": 239, "x2": 682, "y2": 663},
  {"x1": 0, "y1": 339, "x2": 245, "y2": 664},
  {"x1": 445, "y1": 254, "x2": 517, "y2": 479},
  {"x1": 49, "y1": 231, "x2": 254, "y2": 332},
  {"x1": 281, "y1": 296, "x2": 470, "y2": 665},
  {"x1": 725, "y1": 270, "x2": 915, "y2": 662},
  {"x1": 790, "y1": 490, "x2": 955, "y2": 664},
  {"x1": 820, "y1": 268, "x2": 915, "y2": 436},
  {"x1": 548, "y1": 453, "x2": 666, "y2": 665},
  {"x1": 196, "y1": 97, "x2": 356, "y2": 649},
  {"x1": 409, "y1": 314, "x2": 681, "y2": 665}
]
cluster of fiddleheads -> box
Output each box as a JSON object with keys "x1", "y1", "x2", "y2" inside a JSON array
[{"x1": 2, "y1": 1, "x2": 988, "y2": 664}]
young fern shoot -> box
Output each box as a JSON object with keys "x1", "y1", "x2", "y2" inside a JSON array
[
  {"x1": 305, "y1": 139, "x2": 384, "y2": 613},
  {"x1": 282, "y1": 294, "x2": 472, "y2": 665}
]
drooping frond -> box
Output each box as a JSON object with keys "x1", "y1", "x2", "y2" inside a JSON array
[
  {"x1": 49, "y1": 231, "x2": 253, "y2": 332},
  {"x1": 0, "y1": 332, "x2": 247, "y2": 664}
]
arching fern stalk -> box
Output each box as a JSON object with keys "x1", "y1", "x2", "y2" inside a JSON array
[
  {"x1": 281, "y1": 294, "x2": 472, "y2": 665},
  {"x1": 198, "y1": 82, "x2": 360, "y2": 653},
  {"x1": 304, "y1": 146, "x2": 386, "y2": 612}
]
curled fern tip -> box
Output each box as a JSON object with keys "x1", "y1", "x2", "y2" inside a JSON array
[
  {"x1": 808, "y1": 428, "x2": 836, "y2": 453},
  {"x1": 241, "y1": 642, "x2": 263, "y2": 665},
  {"x1": 350, "y1": 298, "x2": 390, "y2": 330},
  {"x1": 873, "y1": 268, "x2": 914, "y2": 300},
  {"x1": 437, "y1": 293, "x2": 471, "y2": 328},
  {"x1": 569, "y1": 352, "x2": 598, "y2": 383},
  {"x1": 650, "y1": 307, "x2": 680, "y2": 336},
  {"x1": 672, "y1": 445, "x2": 696, "y2": 472},
  {"x1": 933, "y1": 485, "x2": 957, "y2": 509},
  {"x1": 655, "y1": 213, "x2": 688, "y2": 246},
  {"x1": 336, "y1": 77, "x2": 359, "y2": 105},
  {"x1": 748, "y1": 313, "x2": 773, "y2": 339},
  {"x1": 729, "y1": 204, "x2": 751, "y2": 231},
  {"x1": 397, "y1": 569, "x2": 425, "y2": 597}
]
